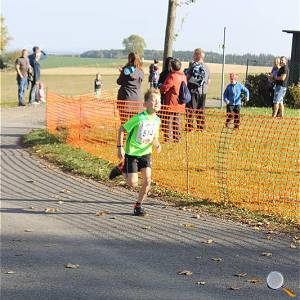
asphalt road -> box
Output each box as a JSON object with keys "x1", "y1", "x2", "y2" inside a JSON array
[{"x1": 1, "y1": 105, "x2": 299, "y2": 300}]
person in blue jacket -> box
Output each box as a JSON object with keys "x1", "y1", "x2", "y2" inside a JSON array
[{"x1": 223, "y1": 73, "x2": 249, "y2": 129}]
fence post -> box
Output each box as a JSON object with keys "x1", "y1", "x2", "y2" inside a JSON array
[
  {"x1": 185, "y1": 128, "x2": 190, "y2": 195},
  {"x1": 79, "y1": 98, "x2": 81, "y2": 142}
]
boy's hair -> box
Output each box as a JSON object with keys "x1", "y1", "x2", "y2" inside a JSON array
[
  {"x1": 194, "y1": 48, "x2": 204, "y2": 55},
  {"x1": 33, "y1": 46, "x2": 40, "y2": 53},
  {"x1": 171, "y1": 59, "x2": 181, "y2": 71},
  {"x1": 144, "y1": 88, "x2": 160, "y2": 103}
]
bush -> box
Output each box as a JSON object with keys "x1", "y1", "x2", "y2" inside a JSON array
[
  {"x1": 285, "y1": 84, "x2": 300, "y2": 108},
  {"x1": 244, "y1": 74, "x2": 273, "y2": 107}
]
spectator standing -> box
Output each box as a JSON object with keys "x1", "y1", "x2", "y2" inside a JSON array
[
  {"x1": 223, "y1": 73, "x2": 249, "y2": 129},
  {"x1": 158, "y1": 56, "x2": 173, "y2": 105},
  {"x1": 94, "y1": 73, "x2": 102, "y2": 99},
  {"x1": 117, "y1": 52, "x2": 144, "y2": 123},
  {"x1": 15, "y1": 49, "x2": 30, "y2": 106},
  {"x1": 28, "y1": 46, "x2": 47, "y2": 105},
  {"x1": 267, "y1": 57, "x2": 280, "y2": 102},
  {"x1": 160, "y1": 59, "x2": 186, "y2": 142},
  {"x1": 148, "y1": 59, "x2": 160, "y2": 88},
  {"x1": 186, "y1": 48, "x2": 210, "y2": 131},
  {"x1": 272, "y1": 56, "x2": 289, "y2": 117}
]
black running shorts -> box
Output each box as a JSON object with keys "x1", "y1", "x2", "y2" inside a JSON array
[{"x1": 124, "y1": 154, "x2": 152, "y2": 174}]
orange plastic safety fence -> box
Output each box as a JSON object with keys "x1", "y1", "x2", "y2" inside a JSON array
[{"x1": 46, "y1": 91, "x2": 300, "y2": 222}]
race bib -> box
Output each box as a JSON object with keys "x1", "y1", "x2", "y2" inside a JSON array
[{"x1": 136, "y1": 121, "x2": 158, "y2": 144}]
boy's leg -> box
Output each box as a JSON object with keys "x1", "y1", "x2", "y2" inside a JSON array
[
  {"x1": 163, "y1": 111, "x2": 171, "y2": 142},
  {"x1": 137, "y1": 167, "x2": 152, "y2": 204},
  {"x1": 272, "y1": 104, "x2": 279, "y2": 117},
  {"x1": 226, "y1": 105, "x2": 234, "y2": 127},
  {"x1": 272, "y1": 85, "x2": 281, "y2": 117},
  {"x1": 233, "y1": 106, "x2": 241, "y2": 129},
  {"x1": 127, "y1": 172, "x2": 139, "y2": 188},
  {"x1": 172, "y1": 113, "x2": 181, "y2": 142},
  {"x1": 278, "y1": 102, "x2": 284, "y2": 117},
  {"x1": 196, "y1": 94, "x2": 206, "y2": 130}
]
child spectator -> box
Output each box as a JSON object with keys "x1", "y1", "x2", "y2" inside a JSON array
[
  {"x1": 223, "y1": 73, "x2": 249, "y2": 129},
  {"x1": 94, "y1": 73, "x2": 102, "y2": 99},
  {"x1": 160, "y1": 58, "x2": 186, "y2": 142},
  {"x1": 38, "y1": 81, "x2": 46, "y2": 103},
  {"x1": 109, "y1": 89, "x2": 161, "y2": 216},
  {"x1": 148, "y1": 59, "x2": 159, "y2": 88}
]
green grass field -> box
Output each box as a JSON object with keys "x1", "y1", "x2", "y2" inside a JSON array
[{"x1": 40, "y1": 56, "x2": 127, "y2": 69}]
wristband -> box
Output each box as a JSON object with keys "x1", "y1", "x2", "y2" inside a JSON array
[{"x1": 117, "y1": 145, "x2": 123, "y2": 148}]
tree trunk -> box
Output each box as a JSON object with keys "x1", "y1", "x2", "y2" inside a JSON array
[{"x1": 163, "y1": 0, "x2": 177, "y2": 70}]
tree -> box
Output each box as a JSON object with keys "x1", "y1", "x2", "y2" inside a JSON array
[
  {"x1": 0, "y1": 16, "x2": 11, "y2": 55},
  {"x1": 163, "y1": 0, "x2": 197, "y2": 70},
  {"x1": 122, "y1": 34, "x2": 146, "y2": 57}
]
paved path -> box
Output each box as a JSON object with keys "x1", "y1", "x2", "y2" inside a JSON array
[{"x1": 1, "y1": 106, "x2": 299, "y2": 300}]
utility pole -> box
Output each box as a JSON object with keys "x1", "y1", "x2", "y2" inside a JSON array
[
  {"x1": 163, "y1": 0, "x2": 177, "y2": 70},
  {"x1": 220, "y1": 26, "x2": 226, "y2": 108}
]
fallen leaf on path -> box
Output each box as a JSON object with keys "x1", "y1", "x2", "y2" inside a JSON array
[
  {"x1": 180, "y1": 223, "x2": 196, "y2": 228},
  {"x1": 211, "y1": 257, "x2": 222, "y2": 262},
  {"x1": 202, "y1": 239, "x2": 214, "y2": 244},
  {"x1": 290, "y1": 243, "x2": 297, "y2": 249},
  {"x1": 95, "y1": 210, "x2": 109, "y2": 216},
  {"x1": 234, "y1": 272, "x2": 247, "y2": 277},
  {"x1": 179, "y1": 207, "x2": 187, "y2": 211},
  {"x1": 177, "y1": 270, "x2": 193, "y2": 276},
  {"x1": 64, "y1": 263, "x2": 80, "y2": 269},
  {"x1": 264, "y1": 235, "x2": 273, "y2": 240},
  {"x1": 195, "y1": 281, "x2": 206, "y2": 285},
  {"x1": 282, "y1": 287, "x2": 297, "y2": 298},
  {"x1": 44, "y1": 207, "x2": 58, "y2": 213},
  {"x1": 142, "y1": 226, "x2": 151, "y2": 230},
  {"x1": 5, "y1": 271, "x2": 15, "y2": 274},
  {"x1": 229, "y1": 286, "x2": 241, "y2": 290},
  {"x1": 247, "y1": 277, "x2": 259, "y2": 284},
  {"x1": 261, "y1": 252, "x2": 272, "y2": 257},
  {"x1": 60, "y1": 189, "x2": 71, "y2": 194},
  {"x1": 192, "y1": 214, "x2": 200, "y2": 219},
  {"x1": 28, "y1": 206, "x2": 35, "y2": 210},
  {"x1": 26, "y1": 180, "x2": 35, "y2": 183},
  {"x1": 24, "y1": 229, "x2": 33, "y2": 232}
]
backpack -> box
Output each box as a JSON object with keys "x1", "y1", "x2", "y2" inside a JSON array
[
  {"x1": 188, "y1": 62, "x2": 206, "y2": 87},
  {"x1": 178, "y1": 81, "x2": 191, "y2": 104}
]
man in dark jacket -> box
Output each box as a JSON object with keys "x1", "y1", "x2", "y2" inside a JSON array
[{"x1": 28, "y1": 46, "x2": 47, "y2": 105}]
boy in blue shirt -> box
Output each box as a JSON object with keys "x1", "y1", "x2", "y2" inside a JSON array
[{"x1": 223, "y1": 73, "x2": 249, "y2": 129}]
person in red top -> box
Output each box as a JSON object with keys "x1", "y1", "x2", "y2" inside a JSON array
[{"x1": 160, "y1": 59, "x2": 186, "y2": 142}]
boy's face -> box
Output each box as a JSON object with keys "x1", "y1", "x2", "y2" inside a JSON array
[
  {"x1": 144, "y1": 94, "x2": 161, "y2": 113},
  {"x1": 193, "y1": 51, "x2": 204, "y2": 62},
  {"x1": 230, "y1": 73, "x2": 237, "y2": 83}
]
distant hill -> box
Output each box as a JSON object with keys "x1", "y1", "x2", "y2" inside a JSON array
[{"x1": 80, "y1": 49, "x2": 277, "y2": 66}]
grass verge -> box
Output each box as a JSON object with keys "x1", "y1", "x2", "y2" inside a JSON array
[{"x1": 22, "y1": 129, "x2": 300, "y2": 236}]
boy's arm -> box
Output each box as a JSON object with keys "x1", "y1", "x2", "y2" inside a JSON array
[
  {"x1": 152, "y1": 136, "x2": 161, "y2": 154},
  {"x1": 223, "y1": 86, "x2": 229, "y2": 104},
  {"x1": 241, "y1": 85, "x2": 250, "y2": 101},
  {"x1": 117, "y1": 126, "x2": 126, "y2": 160}
]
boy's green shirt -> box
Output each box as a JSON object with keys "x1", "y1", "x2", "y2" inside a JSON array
[{"x1": 123, "y1": 110, "x2": 161, "y2": 157}]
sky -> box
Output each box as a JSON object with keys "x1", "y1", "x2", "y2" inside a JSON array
[{"x1": 2, "y1": 0, "x2": 300, "y2": 56}]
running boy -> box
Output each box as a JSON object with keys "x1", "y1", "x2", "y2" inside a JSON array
[
  {"x1": 109, "y1": 89, "x2": 161, "y2": 216},
  {"x1": 223, "y1": 73, "x2": 249, "y2": 129}
]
